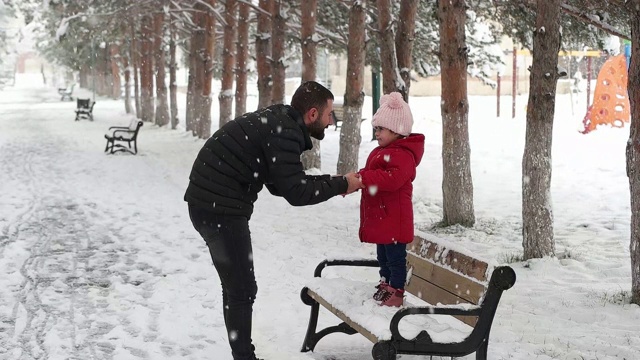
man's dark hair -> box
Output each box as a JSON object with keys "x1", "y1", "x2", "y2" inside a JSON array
[{"x1": 290, "y1": 81, "x2": 334, "y2": 117}]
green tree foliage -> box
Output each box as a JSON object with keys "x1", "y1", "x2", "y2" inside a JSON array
[
  {"x1": 316, "y1": 0, "x2": 504, "y2": 86},
  {"x1": 491, "y1": 0, "x2": 630, "y2": 51},
  {"x1": 0, "y1": 1, "x2": 17, "y2": 67}
]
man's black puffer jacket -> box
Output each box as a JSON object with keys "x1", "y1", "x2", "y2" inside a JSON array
[{"x1": 184, "y1": 104, "x2": 348, "y2": 218}]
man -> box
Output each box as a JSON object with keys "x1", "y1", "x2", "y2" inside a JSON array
[{"x1": 185, "y1": 81, "x2": 362, "y2": 360}]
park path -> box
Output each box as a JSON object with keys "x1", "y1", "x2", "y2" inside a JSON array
[{"x1": 0, "y1": 86, "x2": 220, "y2": 360}]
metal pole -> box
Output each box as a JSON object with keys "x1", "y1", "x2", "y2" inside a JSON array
[
  {"x1": 496, "y1": 74, "x2": 501, "y2": 117},
  {"x1": 512, "y1": 46, "x2": 517, "y2": 118},
  {"x1": 372, "y1": 67, "x2": 381, "y2": 141},
  {"x1": 92, "y1": 38, "x2": 96, "y2": 102},
  {"x1": 586, "y1": 56, "x2": 592, "y2": 111}
]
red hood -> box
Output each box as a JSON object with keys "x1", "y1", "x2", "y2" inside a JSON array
[{"x1": 387, "y1": 133, "x2": 425, "y2": 166}]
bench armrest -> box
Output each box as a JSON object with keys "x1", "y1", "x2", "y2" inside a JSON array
[
  {"x1": 111, "y1": 129, "x2": 135, "y2": 137},
  {"x1": 108, "y1": 126, "x2": 130, "y2": 130},
  {"x1": 389, "y1": 305, "x2": 482, "y2": 343},
  {"x1": 312, "y1": 259, "x2": 378, "y2": 277}
]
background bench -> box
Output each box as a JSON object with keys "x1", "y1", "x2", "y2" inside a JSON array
[
  {"x1": 58, "y1": 83, "x2": 75, "y2": 101},
  {"x1": 75, "y1": 98, "x2": 95, "y2": 121},
  {"x1": 104, "y1": 119, "x2": 143, "y2": 155},
  {"x1": 332, "y1": 101, "x2": 366, "y2": 131},
  {"x1": 300, "y1": 234, "x2": 516, "y2": 360}
]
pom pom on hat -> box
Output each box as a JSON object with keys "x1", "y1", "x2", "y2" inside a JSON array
[{"x1": 372, "y1": 92, "x2": 413, "y2": 136}]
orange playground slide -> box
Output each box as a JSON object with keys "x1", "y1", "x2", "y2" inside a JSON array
[{"x1": 580, "y1": 54, "x2": 630, "y2": 134}]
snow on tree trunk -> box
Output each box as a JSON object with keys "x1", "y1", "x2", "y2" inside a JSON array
[
  {"x1": 219, "y1": 0, "x2": 237, "y2": 127},
  {"x1": 438, "y1": 0, "x2": 475, "y2": 228},
  {"x1": 300, "y1": 0, "x2": 321, "y2": 171},
  {"x1": 271, "y1": 0, "x2": 287, "y2": 105},
  {"x1": 108, "y1": 43, "x2": 121, "y2": 99},
  {"x1": 377, "y1": 0, "x2": 399, "y2": 95},
  {"x1": 337, "y1": 0, "x2": 366, "y2": 176},
  {"x1": 199, "y1": 0, "x2": 216, "y2": 139},
  {"x1": 154, "y1": 12, "x2": 170, "y2": 127},
  {"x1": 131, "y1": 24, "x2": 141, "y2": 119},
  {"x1": 395, "y1": 0, "x2": 418, "y2": 102},
  {"x1": 235, "y1": 2, "x2": 250, "y2": 118},
  {"x1": 139, "y1": 15, "x2": 155, "y2": 123},
  {"x1": 627, "y1": 0, "x2": 640, "y2": 305},
  {"x1": 522, "y1": 0, "x2": 562, "y2": 260},
  {"x1": 169, "y1": 7, "x2": 178, "y2": 129},
  {"x1": 256, "y1": 0, "x2": 273, "y2": 110}
]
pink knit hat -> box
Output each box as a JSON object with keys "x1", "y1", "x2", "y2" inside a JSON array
[{"x1": 371, "y1": 92, "x2": 413, "y2": 136}]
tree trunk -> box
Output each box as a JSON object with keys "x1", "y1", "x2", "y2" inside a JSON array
[
  {"x1": 522, "y1": 0, "x2": 562, "y2": 259},
  {"x1": 219, "y1": 0, "x2": 237, "y2": 127},
  {"x1": 186, "y1": 36, "x2": 196, "y2": 133},
  {"x1": 189, "y1": 8, "x2": 206, "y2": 136},
  {"x1": 256, "y1": 0, "x2": 273, "y2": 109},
  {"x1": 199, "y1": 0, "x2": 217, "y2": 139},
  {"x1": 131, "y1": 24, "x2": 141, "y2": 118},
  {"x1": 235, "y1": 2, "x2": 250, "y2": 118},
  {"x1": 271, "y1": 0, "x2": 287, "y2": 105},
  {"x1": 109, "y1": 43, "x2": 121, "y2": 99},
  {"x1": 337, "y1": 0, "x2": 366, "y2": 175},
  {"x1": 438, "y1": 0, "x2": 475, "y2": 227},
  {"x1": 169, "y1": 6, "x2": 178, "y2": 129},
  {"x1": 626, "y1": 0, "x2": 640, "y2": 305},
  {"x1": 377, "y1": 0, "x2": 399, "y2": 95},
  {"x1": 154, "y1": 11, "x2": 170, "y2": 127},
  {"x1": 140, "y1": 15, "x2": 155, "y2": 123},
  {"x1": 300, "y1": 0, "x2": 321, "y2": 171},
  {"x1": 395, "y1": 0, "x2": 418, "y2": 101},
  {"x1": 79, "y1": 67, "x2": 88, "y2": 89},
  {"x1": 96, "y1": 46, "x2": 108, "y2": 96},
  {"x1": 122, "y1": 45, "x2": 132, "y2": 114}
]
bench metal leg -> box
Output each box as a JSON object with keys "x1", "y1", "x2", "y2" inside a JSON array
[
  {"x1": 300, "y1": 287, "x2": 357, "y2": 352},
  {"x1": 372, "y1": 341, "x2": 397, "y2": 360},
  {"x1": 475, "y1": 337, "x2": 488, "y2": 360}
]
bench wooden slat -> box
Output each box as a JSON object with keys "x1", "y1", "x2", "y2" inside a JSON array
[
  {"x1": 405, "y1": 272, "x2": 478, "y2": 327},
  {"x1": 406, "y1": 253, "x2": 486, "y2": 305},
  {"x1": 307, "y1": 289, "x2": 380, "y2": 343},
  {"x1": 408, "y1": 235, "x2": 488, "y2": 282}
]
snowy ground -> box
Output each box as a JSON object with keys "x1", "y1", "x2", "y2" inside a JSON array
[{"x1": 0, "y1": 74, "x2": 638, "y2": 360}]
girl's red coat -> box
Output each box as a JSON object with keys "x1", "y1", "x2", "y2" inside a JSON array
[{"x1": 359, "y1": 134, "x2": 425, "y2": 244}]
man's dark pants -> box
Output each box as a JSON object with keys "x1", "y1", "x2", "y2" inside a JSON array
[{"x1": 189, "y1": 205, "x2": 258, "y2": 360}]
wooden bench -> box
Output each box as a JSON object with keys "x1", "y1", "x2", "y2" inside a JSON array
[
  {"x1": 332, "y1": 101, "x2": 367, "y2": 131},
  {"x1": 58, "y1": 83, "x2": 75, "y2": 101},
  {"x1": 300, "y1": 234, "x2": 516, "y2": 360},
  {"x1": 104, "y1": 119, "x2": 143, "y2": 155},
  {"x1": 75, "y1": 98, "x2": 96, "y2": 121}
]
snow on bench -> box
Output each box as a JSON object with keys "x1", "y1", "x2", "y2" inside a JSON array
[{"x1": 300, "y1": 235, "x2": 516, "y2": 360}]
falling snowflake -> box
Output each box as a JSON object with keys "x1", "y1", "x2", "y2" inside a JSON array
[{"x1": 368, "y1": 185, "x2": 378, "y2": 196}]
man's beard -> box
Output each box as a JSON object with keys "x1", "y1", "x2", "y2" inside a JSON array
[{"x1": 308, "y1": 118, "x2": 326, "y2": 140}]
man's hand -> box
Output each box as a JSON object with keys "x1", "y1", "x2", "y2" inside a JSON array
[{"x1": 344, "y1": 172, "x2": 364, "y2": 194}]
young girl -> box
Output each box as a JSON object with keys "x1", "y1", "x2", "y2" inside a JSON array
[{"x1": 358, "y1": 92, "x2": 424, "y2": 307}]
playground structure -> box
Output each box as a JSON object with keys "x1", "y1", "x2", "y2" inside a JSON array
[{"x1": 580, "y1": 54, "x2": 630, "y2": 134}]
